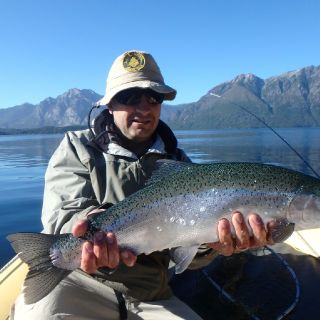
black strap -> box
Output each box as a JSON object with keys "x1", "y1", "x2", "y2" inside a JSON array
[{"x1": 114, "y1": 289, "x2": 128, "y2": 320}]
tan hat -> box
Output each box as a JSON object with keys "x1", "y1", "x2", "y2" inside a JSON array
[{"x1": 96, "y1": 50, "x2": 177, "y2": 106}]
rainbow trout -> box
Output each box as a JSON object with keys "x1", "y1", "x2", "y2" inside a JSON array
[{"x1": 7, "y1": 160, "x2": 320, "y2": 304}]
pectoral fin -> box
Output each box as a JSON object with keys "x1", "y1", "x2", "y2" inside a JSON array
[
  {"x1": 171, "y1": 245, "x2": 200, "y2": 274},
  {"x1": 269, "y1": 217, "x2": 295, "y2": 243}
]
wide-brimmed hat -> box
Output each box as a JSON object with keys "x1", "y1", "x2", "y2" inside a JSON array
[{"x1": 96, "y1": 50, "x2": 177, "y2": 106}]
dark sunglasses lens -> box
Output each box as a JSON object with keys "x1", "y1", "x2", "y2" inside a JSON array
[
  {"x1": 146, "y1": 90, "x2": 164, "y2": 104},
  {"x1": 114, "y1": 89, "x2": 164, "y2": 105},
  {"x1": 114, "y1": 89, "x2": 141, "y2": 105}
]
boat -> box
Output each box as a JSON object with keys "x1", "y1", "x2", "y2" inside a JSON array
[
  {"x1": 0, "y1": 229, "x2": 319, "y2": 320},
  {"x1": 0, "y1": 256, "x2": 28, "y2": 320}
]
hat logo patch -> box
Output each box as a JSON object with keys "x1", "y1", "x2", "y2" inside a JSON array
[{"x1": 123, "y1": 52, "x2": 145, "y2": 72}]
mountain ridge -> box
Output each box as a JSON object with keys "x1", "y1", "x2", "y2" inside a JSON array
[{"x1": 1, "y1": 65, "x2": 319, "y2": 130}]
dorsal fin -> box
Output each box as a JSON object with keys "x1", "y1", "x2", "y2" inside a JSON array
[{"x1": 146, "y1": 160, "x2": 194, "y2": 185}]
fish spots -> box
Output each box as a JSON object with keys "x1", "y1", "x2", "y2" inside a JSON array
[{"x1": 200, "y1": 206, "x2": 206, "y2": 212}]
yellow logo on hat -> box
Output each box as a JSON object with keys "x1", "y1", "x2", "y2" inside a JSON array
[{"x1": 123, "y1": 52, "x2": 145, "y2": 72}]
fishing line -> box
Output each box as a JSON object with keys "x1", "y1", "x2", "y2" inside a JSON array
[
  {"x1": 210, "y1": 93, "x2": 320, "y2": 179},
  {"x1": 264, "y1": 246, "x2": 300, "y2": 319},
  {"x1": 202, "y1": 246, "x2": 300, "y2": 320}
]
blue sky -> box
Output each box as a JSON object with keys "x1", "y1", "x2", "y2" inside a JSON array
[{"x1": 0, "y1": 0, "x2": 319, "y2": 108}]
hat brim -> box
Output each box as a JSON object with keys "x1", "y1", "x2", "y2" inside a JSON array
[{"x1": 96, "y1": 80, "x2": 176, "y2": 106}]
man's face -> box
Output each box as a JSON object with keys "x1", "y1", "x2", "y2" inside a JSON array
[{"x1": 108, "y1": 90, "x2": 162, "y2": 142}]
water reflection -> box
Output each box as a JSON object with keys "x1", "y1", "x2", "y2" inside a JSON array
[
  {"x1": 176, "y1": 128, "x2": 320, "y2": 177},
  {"x1": 0, "y1": 134, "x2": 64, "y2": 266},
  {"x1": 0, "y1": 128, "x2": 320, "y2": 266},
  {"x1": 0, "y1": 134, "x2": 63, "y2": 168}
]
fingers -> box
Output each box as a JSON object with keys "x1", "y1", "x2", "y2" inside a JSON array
[
  {"x1": 72, "y1": 208, "x2": 106, "y2": 237},
  {"x1": 81, "y1": 241, "x2": 98, "y2": 273},
  {"x1": 209, "y1": 211, "x2": 269, "y2": 257},
  {"x1": 248, "y1": 214, "x2": 267, "y2": 247},
  {"x1": 120, "y1": 250, "x2": 137, "y2": 267},
  {"x1": 72, "y1": 219, "x2": 88, "y2": 237},
  {"x1": 73, "y1": 207, "x2": 137, "y2": 273},
  {"x1": 79, "y1": 229, "x2": 137, "y2": 273},
  {"x1": 265, "y1": 220, "x2": 276, "y2": 244},
  {"x1": 93, "y1": 232, "x2": 119, "y2": 269},
  {"x1": 232, "y1": 212, "x2": 250, "y2": 250},
  {"x1": 232, "y1": 212, "x2": 267, "y2": 250},
  {"x1": 209, "y1": 218, "x2": 234, "y2": 256}
]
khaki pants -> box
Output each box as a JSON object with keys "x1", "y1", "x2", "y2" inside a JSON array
[{"x1": 12, "y1": 270, "x2": 202, "y2": 320}]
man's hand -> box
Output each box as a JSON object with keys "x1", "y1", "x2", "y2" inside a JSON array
[
  {"x1": 72, "y1": 209, "x2": 137, "y2": 273},
  {"x1": 207, "y1": 211, "x2": 273, "y2": 256}
]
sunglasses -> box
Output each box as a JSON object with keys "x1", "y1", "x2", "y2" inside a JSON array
[{"x1": 113, "y1": 88, "x2": 165, "y2": 106}]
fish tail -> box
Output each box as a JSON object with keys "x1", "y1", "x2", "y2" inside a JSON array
[{"x1": 7, "y1": 232, "x2": 71, "y2": 304}]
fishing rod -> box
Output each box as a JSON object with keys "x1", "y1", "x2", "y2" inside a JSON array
[{"x1": 209, "y1": 92, "x2": 320, "y2": 179}]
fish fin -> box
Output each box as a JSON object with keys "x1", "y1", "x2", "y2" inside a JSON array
[
  {"x1": 269, "y1": 218, "x2": 295, "y2": 243},
  {"x1": 24, "y1": 266, "x2": 71, "y2": 304},
  {"x1": 171, "y1": 245, "x2": 200, "y2": 274},
  {"x1": 7, "y1": 232, "x2": 71, "y2": 304},
  {"x1": 146, "y1": 160, "x2": 195, "y2": 185}
]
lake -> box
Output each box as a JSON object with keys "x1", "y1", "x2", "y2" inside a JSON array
[{"x1": 1, "y1": 127, "x2": 320, "y2": 267}]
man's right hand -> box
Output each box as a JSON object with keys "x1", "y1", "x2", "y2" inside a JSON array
[{"x1": 72, "y1": 211, "x2": 137, "y2": 273}]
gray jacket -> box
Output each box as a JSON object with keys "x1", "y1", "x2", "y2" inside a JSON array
[{"x1": 41, "y1": 110, "x2": 217, "y2": 301}]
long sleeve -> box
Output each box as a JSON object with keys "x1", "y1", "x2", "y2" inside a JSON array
[{"x1": 41, "y1": 132, "x2": 99, "y2": 234}]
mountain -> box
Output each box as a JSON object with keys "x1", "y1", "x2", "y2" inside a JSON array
[
  {"x1": 162, "y1": 65, "x2": 320, "y2": 129},
  {"x1": 0, "y1": 65, "x2": 319, "y2": 130},
  {"x1": 0, "y1": 89, "x2": 102, "y2": 129}
]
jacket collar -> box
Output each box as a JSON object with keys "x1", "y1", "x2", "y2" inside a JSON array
[{"x1": 89, "y1": 109, "x2": 177, "y2": 158}]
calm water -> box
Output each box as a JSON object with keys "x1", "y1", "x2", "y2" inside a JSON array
[{"x1": 0, "y1": 128, "x2": 320, "y2": 267}]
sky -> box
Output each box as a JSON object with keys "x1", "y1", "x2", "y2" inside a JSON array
[{"x1": 0, "y1": 0, "x2": 319, "y2": 108}]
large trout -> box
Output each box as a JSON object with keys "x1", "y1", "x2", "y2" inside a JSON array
[{"x1": 7, "y1": 160, "x2": 320, "y2": 303}]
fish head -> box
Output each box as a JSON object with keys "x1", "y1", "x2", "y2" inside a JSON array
[{"x1": 288, "y1": 193, "x2": 320, "y2": 230}]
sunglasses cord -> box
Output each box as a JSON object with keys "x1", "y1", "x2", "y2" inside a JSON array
[{"x1": 87, "y1": 103, "x2": 101, "y2": 140}]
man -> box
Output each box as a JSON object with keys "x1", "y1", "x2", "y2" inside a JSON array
[{"x1": 13, "y1": 50, "x2": 272, "y2": 319}]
